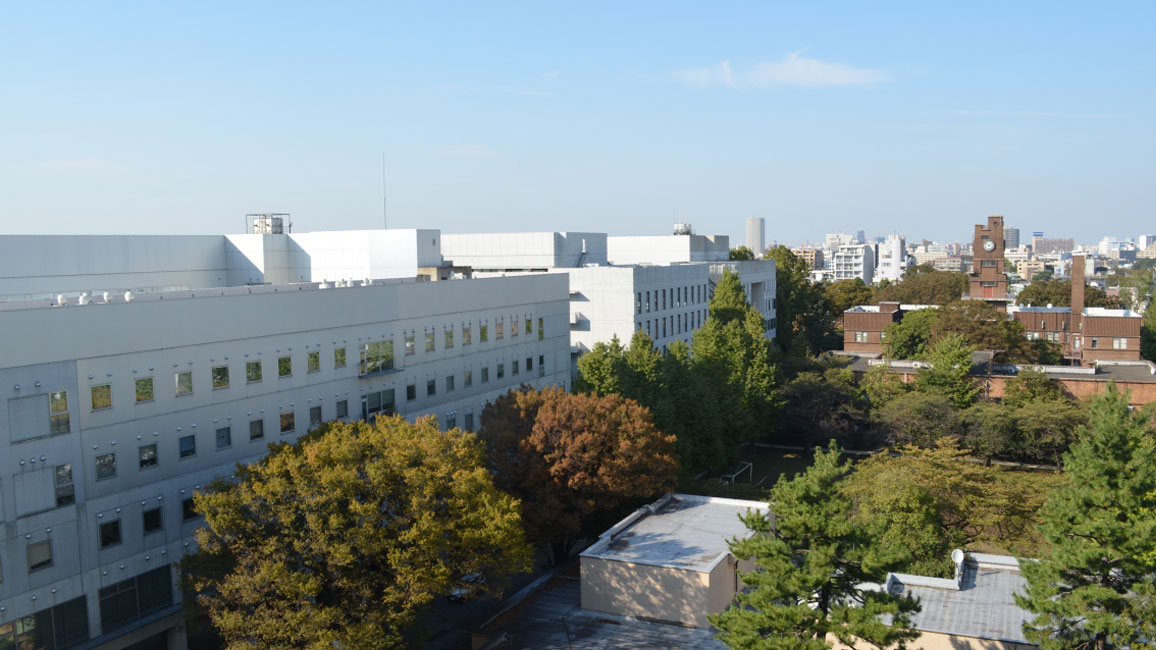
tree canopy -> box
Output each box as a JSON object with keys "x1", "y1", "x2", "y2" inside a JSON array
[
  {"x1": 764, "y1": 245, "x2": 839, "y2": 355},
  {"x1": 730, "y1": 245, "x2": 757, "y2": 260},
  {"x1": 183, "y1": 416, "x2": 532, "y2": 650},
  {"x1": 916, "y1": 332, "x2": 980, "y2": 408},
  {"x1": 824, "y1": 279, "x2": 875, "y2": 318},
  {"x1": 1016, "y1": 278, "x2": 1124, "y2": 309},
  {"x1": 882, "y1": 308, "x2": 940, "y2": 360},
  {"x1": 874, "y1": 265, "x2": 968, "y2": 305}
]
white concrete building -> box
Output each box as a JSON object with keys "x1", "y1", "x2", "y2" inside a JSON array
[
  {"x1": 832, "y1": 244, "x2": 875, "y2": 285},
  {"x1": 441, "y1": 232, "x2": 606, "y2": 272},
  {"x1": 0, "y1": 238, "x2": 570, "y2": 648},
  {"x1": 744, "y1": 217, "x2": 765, "y2": 256},
  {"x1": 874, "y1": 235, "x2": 907, "y2": 284},
  {"x1": 606, "y1": 234, "x2": 729, "y2": 265}
]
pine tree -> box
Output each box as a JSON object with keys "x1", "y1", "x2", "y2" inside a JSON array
[
  {"x1": 916, "y1": 332, "x2": 980, "y2": 408},
  {"x1": 1016, "y1": 384, "x2": 1156, "y2": 650},
  {"x1": 710, "y1": 443, "x2": 920, "y2": 650}
]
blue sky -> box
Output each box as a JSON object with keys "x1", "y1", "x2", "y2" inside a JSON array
[{"x1": 1, "y1": 2, "x2": 1153, "y2": 245}]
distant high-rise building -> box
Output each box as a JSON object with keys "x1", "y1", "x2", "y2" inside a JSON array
[
  {"x1": 832, "y1": 244, "x2": 874, "y2": 284},
  {"x1": 745, "y1": 217, "x2": 765, "y2": 256},
  {"x1": 1137, "y1": 234, "x2": 1156, "y2": 250},
  {"x1": 791, "y1": 246, "x2": 824, "y2": 270},
  {"x1": 854, "y1": 230, "x2": 866, "y2": 244},
  {"x1": 1004, "y1": 227, "x2": 1020, "y2": 250},
  {"x1": 875, "y1": 234, "x2": 907, "y2": 283},
  {"x1": 1032, "y1": 233, "x2": 1075, "y2": 254}
]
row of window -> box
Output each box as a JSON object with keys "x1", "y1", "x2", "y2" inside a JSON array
[
  {"x1": 635, "y1": 284, "x2": 709, "y2": 315},
  {"x1": 402, "y1": 355, "x2": 546, "y2": 401},
  {"x1": 361, "y1": 317, "x2": 546, "y2": 376},
  {"x1": 637, "y1": 311, "x2": 706, "y2": 340}
]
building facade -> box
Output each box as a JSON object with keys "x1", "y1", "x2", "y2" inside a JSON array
[
  {"x1": 831, "y1": 244, "x2": 874, "y2": 285},
  {"x1": 968, "y1": 215, "x2": 1008, "y2": 299},
  {"x1": 874, "y1": 235, "x2": 907, "y2": 284},
  {"x1": 744, "y1": 217, "x2": 765, "y2": 257}
]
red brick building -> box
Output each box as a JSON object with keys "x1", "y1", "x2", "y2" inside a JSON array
[
  {"x1": 968, "y1": 215, "x2": 1008, "y2": 299},
  {"x1": 844, "y1": 302, "x2": 939, "y2": 355}
]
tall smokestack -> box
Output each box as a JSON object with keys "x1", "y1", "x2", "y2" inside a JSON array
[{"x1": 1071, "y1": 254, "x2": 1085, "y2": 331}]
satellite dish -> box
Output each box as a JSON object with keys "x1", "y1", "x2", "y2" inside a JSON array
[{"x1": 951, "y1": 549, "x2": 965, "y2": 565}]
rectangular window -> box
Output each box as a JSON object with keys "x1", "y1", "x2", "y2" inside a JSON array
[
  {"x1": 481, "y1": 367, "x2": 490, "y2": 383},
  {"x1": 538, "y1": 317, "x2": 544, "y2": 340},
  {"x1": 336, "y1": 399, "x2": 348, "y2": 419},
  {"x1": 55, "y1": 464, "x2": 75, "y2": 506},
  {"x1": 497, "y1": 363, "x2": 505, "y2": 379},
  {"x1": 855, "y1": 331, "x2": 869, "y2": 343},
  {"x1": 445, "y1": 327, "x2": 454, "y2": 349},
  {"x1": 512, "y1": 360, "x2": 520, "y2": 375},
  {"x1": 99, "y1": 566, "x2": 173, "y2": 634},
  {"x1": 49, "y1": 390, "x2": 70, "y2": 434},
  {"x1": 278, "y1": 356, "x2": 292, "y2": 377},
  {"x1": 143, "y1": 507, "x2": 163, "y2": 534},
  {"x1": 511, "y1": 318, "x2": 519, "y2": 336},
  {"x1": 645, "y1": 291, "x2": 651, "y2": 312},
  {"x1": 182, "y1": 497, "x2": 198, "y2": 521},
  {"x1": 359, "y1": 340, "x2": 395, "y2": 375},
  {"x1": 138, "y1": 444, "x2": 158, "y2": 469},
  {"x1": 249, "y1": 419, "x2": 264, "y2": 441},
  {"x1": 405, "y1": 331, "x2": 416, "y2": 356},
  {"x1": 496, "y1": 319, "x2": 504, "y2": 340},
  {"x1": 175, "y1": 371, "x2": 193, "y2": 396},
  {"x1": 215, "y1": 426, "x2": 232, "y2": 449},
  {"x1": 309, "y1": 406, "x2": 322, "y2": 429},
  {"x1": 179, "y1": 435, "x2": 196, "y2": 459},
  {"x1": 95, "y1": 453, "x2": 117, "y2": 480},
  {"x1": 446, "y1": 375, "x2": 455, "y2": 392},
  {"x1": 135, "y1": 377, "x2": 154, "y2": 402},
  {"x1": 212, "y1": 366, "x2": 230, "y2": 389},
  {"x1": 981, "y1": 259, "x2": 997, "y2": 267},
  {"x1": 1114, "y1": 337, "x2": 1128, "y2": 350},
  {"x1": 307, "y1": 351, "x2": 320, "y2": 373},
  {"x1": 464, "y1": 369, "x2": 473, "y2": 387},
  {"x1": 27, "y1": 540, "x2": 52, "y2": 572},
  {"x1": 480, "y1": 322, "x2": 489, "y2": 342},
  {"x1": 246, "y1": 361, "x2": 262, "y2": 383},
  {"x1": 280, "y1": 412, "x2": 295, "y2": 433},
  {"x1": 427, "y1": 379, "x2": 437, "y2": 396},
  {"x1": 539, "y1": 354, "x2": 546, "y2": 377},
  {"x1": 465, "y1": 412, "x2": 475, "y2": 430},
  {"x1": 334, "y1": 347, "x2": 347, "y2": 368},
  {"x1": 526, "y1": 317, "x2": 533, "y2": 335},
  {"x1": 637, "y1": 292, "x2": 642, "y2": 314},
  {"x1": 526, "y1": 356, "x2": 533, "y2": 371},
  {"x1": 463, "y1": 323, "x2": 472, "y2": 345},
  {"x1": 100, "y1": 520, "x2": 121, "y2": 548},
  {"x1": 425, "y1": 330, "x2": 436, "y2": 352},
  {"x1": 407, "y1": 384, "x2": 417, "y2": 401},
  {"x1": 91, "y1": 384, "x2": 112, "y2": 410},
  {"x1": 1091, "y1": 337, "x2": 1100, "y2": 349},
  {"x1": 446, "y1": 412, "x2": 457, "y2": 429}
]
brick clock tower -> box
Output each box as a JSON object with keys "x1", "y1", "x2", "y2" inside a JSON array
[{"x1": 969, "y1": 215, "x2": 1008, "y2": 299}]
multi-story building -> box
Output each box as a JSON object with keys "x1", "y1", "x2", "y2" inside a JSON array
[
  {"x1": 0, "y1": 231, "x2": 572, "y2": 649},
  {"x1": 831, "y1": 244, "x2": 874, "y2": 285},
  {"x1": 790, "y1": 247, "x2": 824, "y2": 271},
  {"x1": 968, "y1": 215, "x2": 1008, "y2": 300},
  {"x1": 843, "y1": 302, "x2": 937, "y2": 355},
  {"x1": 933, "y1": 256, "x2": 969, "y2": 273},
  {"x1": 1031, "y1": 234, "x2": 1075, "y2": 255},
  {"x1": 606, "y1": 228, "x2": 729, "y2": 266},
  {"x1": 1016, "y1": 259, "x2": 1048, "y2": 280},
  {"x1": 744, "y1": 217, "x2": 765, "y2": 257},
  {"x1": 874, "y1": 235, "x2": 907, "y2": 284},
  {"x1": 1004, "y1": 227, "x2": 1020, "y2": 250}
]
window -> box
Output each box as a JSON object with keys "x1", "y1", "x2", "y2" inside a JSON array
[
  {"x1": 645, "y1": 290, "x2": 651, "y2": 312},
  {"x1": 465, "y1": 412, "x2": 475, "y2": 430},
  {"x1": 446, "y1": 375, "x2": 455, "y2": 392},
  {"x1": 95, "y1": 453, "x2": 117, "y2": 480},
  {"x1": 496, "y1": 319, "x2": 504, "y2": 339},
  {"x1": 497, "y1": 363, "x2": 505, "y2": 379},
  {"x1": 405, "y1": 331, "x2": 416, "y2": 356},
  {"x1": 27, "y1": 540, "x2": 52, "y2": 572},
  {"x1": 526, "y1": 317, "x2": 533, "y2": 335},
  {"x1": 463, "y1": 323, "x2": 472, "y2": 345},
  {"x1": 539, "y1": 355, "x2": 545, "y2": 377},
  {"x1": 280, "y1": 412, "x2": 295, "y2": 433},
  {"x1": 511, "y1": 318, "x2": 519, "y2": 336},
  {"x1": 49, "y1": 391, "x2": 70, "y2": 434},
  {"x1": 99, "y1": 520, "x2": 121, "y2": 548},
  {"x1": 406, "y1": 384, "x2": 417, "y2": 401},
  {"x1": 0, "y1": 596, "x2": 90, "y2": 648},
  {"x1": 309, "y1": 406, "x2": 322, "y2": 430},
  {"x1": 138, "y1": 444, "x2": 158, "y2": 469},
  {"x1": 307, "y1": 351, "x2": 320, "y2": 373},
  {"x1": 364, "y1": 389, "x2": 395, "y2": 418},
  {"x1": 246, "y1": 361, "x2": 263, "y2": 383},
  {"x1": 278, "y1": 356, "x2": 292, "y2": 377},
  {"x1": 359, "y1": 341, "x2": 395, "y2": 375},
  {"x1": 334, "y1": 347, "x2": 347, "y2": 368},
  {"x1": 55, "y1": 464, "x2": 75, "y2": 506},
  {"x1": 538, "y1": 317, "x2": 544, "y2": 340},
  {"x1": 981, "y1": 259, "x2": 997, "y2": 267},
  {"x1": 211, "y1": 366, "x2": 229, "y2": 389},
  {"x1": 135, "y1": 377, "x2": 154, "y2": 402},
  {"x1": 215, "y1": 426, "x2": 232, "y2": 449},
  {"x1": 182, "y1": 497, "x2": 198, "y2": 521},
  {"x1": 99, "y1": 566, "x2": 172, "y2": 634},
  {"x1": 1091, "y1": 337, "x2": 1100, "y2": 349},
  {"x1": 446, "y1": 412, "x2": 457, "y2": 429},
  {"x1": 481, "y1": 367, "x2": 490, "y2": 383},
  {"x1": 336, "y1": 399, "x2": 348, "y2": 419},
  {"x1": 175, "y1": 371, "x2": 193, "y2": 396},
  {"x1": 179, "y1": 435, "x2": 196, "y2": 459},
  {"x1": 526, "y1": 356, "x2": 533, "y2": 371},
  {"x1": 427, "y1": 379, "x2": 437, "y2": 397},
  {"x1": 512, "y1": 359, "x2": 520, "y2": 375},
  {"x1": 420, "y1": 329, "x2": 434, "y2": 353},
  {"x1": 637, "y1": 292, "x2": 643, "y2": 314},
  {"x1": 855, "y1": 331, "x2": 869, "y2": 343},
  {"x1": 143, "y1": 507, "x2": 163, "y2": 534},
  {"x1": 445, "y1": 327, "x2": 454, "y2": 348},
  {"x1": 91, "y1": 384, "x2": 112, "y2": 410},
  {"x1": 1114, "y1": 337, "x2": 1128, "y2": 350},
  {"x1": 464, "y1": 369, "x2": 472, "y2": 387},
  {"x1": 480, "y1": 322, "x2": 489, "y2": 342},
  {"x1": 249, "y1": 419, "x2": 264, "y2": 440}
]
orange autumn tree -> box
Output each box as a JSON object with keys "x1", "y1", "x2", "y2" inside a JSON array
[{"x1": 479, "y1": 386, "x2": 679, "y2": 564}]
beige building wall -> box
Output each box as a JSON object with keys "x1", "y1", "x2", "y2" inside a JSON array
[{"x1": 581, "y1": 557, "x2": 712, "y2": 627}]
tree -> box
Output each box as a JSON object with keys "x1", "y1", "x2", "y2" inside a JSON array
[
  {"x1": 875, "y1": 266, "x2": 968, "y2": 305},
  {"x1": 882, "y1": 308, "x2": 940, "y2": 359},
  {"x1": 1143, "y1": 302, "x2": 1156, "y2": 362},
  {"x1": 824, "y1": 279, "x2": 875, "y2": 318},
  {"x1": 710, "y1": 443, "x2": 920, "y2": 650},
  {"x1": 931, "y1": 300, "x2": 1052, "y2": 364},
  {"x1": 916, "y1": 332, "x2": 980, "y2": 408},
  {"x1": 778, "y1": 369, "x2": 870, "y2": 447},
  {"x1": 860, "y1": 364, "x2": 911, "y2": 408},
  {"x1": 183, "y1": 416, "x2": 531, "y2": 650},
  {"x1": 765, "y1": 245, "x2": 839, "y2": 355},
  {"x1": 574, "y1": 335, "x2": 627, "y2": 395},
  {"x1": 479, "y1": 387, "x2": 679, "y2": 564},
  {"x1": 730, "y1": 245, "x2": 757, "y2": 260},
  {"x1": 1016, "y1": 279, "x2": 1124, "y2": 309},
  {"x1": 1002, "y1": 369, "x2": 1066, "y2": 408},
  {"x1": 1011, "y1": 400, "x2": 1086, "y2": 467},
  {"x1": 875, "y1": 391, "x2": 966, "y2": 448},
  {"x1": 657, "y1": 339, "x2": 733, "y2": 473},
  {"x1": 1016, "y1": 384, "x2": 1156, "y2": 650}
]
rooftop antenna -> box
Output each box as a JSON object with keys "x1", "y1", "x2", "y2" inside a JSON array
[{"x1": 382, "y1": 151, "x2": 388, "y2": 230}]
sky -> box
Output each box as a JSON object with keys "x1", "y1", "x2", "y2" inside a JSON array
[{"x1": 1, "y1": 2, "x2": 1153, "y2": 246}]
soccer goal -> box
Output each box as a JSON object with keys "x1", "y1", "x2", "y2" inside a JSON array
[{"x1": 721, "y1": 461, "x2": 753, "y2": 485}]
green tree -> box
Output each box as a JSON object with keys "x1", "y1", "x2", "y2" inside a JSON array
[
  {"x1": 1016, "y1": 279, "x2": 1124, "y2": 309},
  {"x1": 962, "y1": 402, "x2": 1018, "y2": 465},
  {"x1": 1016, "y1": 384, "x2": 1156, "y2": 650},
  {"x1": 931, "y1": 300, "x2": 1052, "y2": 364},
  {"x1": 730, "y1": 245, "x2": 757, "y2": 260},
  {"x1": 778, "y1": 368, "x2": 870, "y2": 447},
  {"x1": 824, "y1": 278, "x2": 875, "y2": 317},
  {"x1": 479, "y1": 387, "x2": 679, "y2": 564},
  {"x1": 860, "y1": 364, "x2": 911, "y2": 408},
  {"x1": 183, "y1": 416, "x2": 532, "y2": 650},
  {"x1": 765, "y1": 245, "x2": 839, "y2": 355},
  {"x1": 711, "y1": 443, "x2": 920, "y2": 650},
  {"x1": 875, "y1": 391, "x2": 966, "y2": 448},
  {"x1": 1002, "y1": 369, "x2": 1066, "y2": 408},
  {"x1": 875, "y1": 266, "x2": 968, "y2": 305},
  {"x1": 916, "y1": 332, "x2": 980, "y2": 408},
  {"x1": 574, "y1": 335, "x2": 627, "y2": 395},
  {"x1": 882, "y1": 308, "x2": 940, "y2": 359},
  {"x1": 1011, "y1": 400, "x2": 1086, "y2": 467},
  {"x1": 1142, "y1": 303, "x2": 1156, "y2": 362}
]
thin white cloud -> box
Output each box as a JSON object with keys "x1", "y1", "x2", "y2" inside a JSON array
[
  {"x1": 542, "y1": 70, "x2": 561, "y2": 80},
  {"x1": 441, "y1": 145, "x2": 499, "y2": 158},
  {"x1": 675, "y1": 52, "x2": 889, "y2": 89}
]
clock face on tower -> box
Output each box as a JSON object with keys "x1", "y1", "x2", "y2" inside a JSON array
[{"x1": 983, "y1": 240, "x2": 996, "y2": 252}]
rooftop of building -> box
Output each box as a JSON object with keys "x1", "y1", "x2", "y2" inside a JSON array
[
  {"x1": 1009, "y1": 304, "x2": 1141, "y2": 317},
  {"x1": 845, "y1": 353, "x2": 1156, "y2": 384},
  {"x1": 844, "y1": 303, "x2": 938, "y2": 314},
  {"x1": 580, "y1": 493, "x2": 768, "y2": 573}
]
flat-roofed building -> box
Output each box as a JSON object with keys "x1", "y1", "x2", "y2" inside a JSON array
[
  {"x1": 843, "y1": 303, "x2": 939, "y2": 355},
  {"x1": 832, "y1": 244, "x2": 874, "y2": 284},
  {"x1": 791, "y1": 246, "x2": 824, "y2": 271}
]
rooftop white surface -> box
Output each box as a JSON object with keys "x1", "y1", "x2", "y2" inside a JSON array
[{"x1": 581, "y1": 493, "x2": 767, "y2": 573}]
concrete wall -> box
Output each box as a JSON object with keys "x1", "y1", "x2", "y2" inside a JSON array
[
  {"x1": 441, "y1": 232, "x2": 607, "y2": 270},
  {"x1": 580, "y1": 556, "x2": 712, "y2": 627},
  {"x1": 607, "y1": 235, "x2": 729, "y2": 265}
]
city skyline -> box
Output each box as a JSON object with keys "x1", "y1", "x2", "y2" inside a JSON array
[{"x1": 1, "y1": 2, "x2": 1153, "y2": 244}]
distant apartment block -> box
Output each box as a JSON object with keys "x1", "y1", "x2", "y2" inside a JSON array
[
  {"x1": 1032, "y1": 234, "x2": 1075, "y2": 254},
  {"x1": 1003, "y1": 226, "x2": 1020, "y2": 250},
  {"x1": 790, "y1": 246, "x2": 824, "y2": 271},
  {"x1": 831, "y1": 244, "x2": 874, "y2": 284},
  {"x1": 874, "y1": 235, "x2": 907, "y2": 283}
]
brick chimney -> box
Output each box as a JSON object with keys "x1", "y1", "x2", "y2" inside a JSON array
[{"x1": 1071, "y1": 254, "x2": 1085, "y2": 331}]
